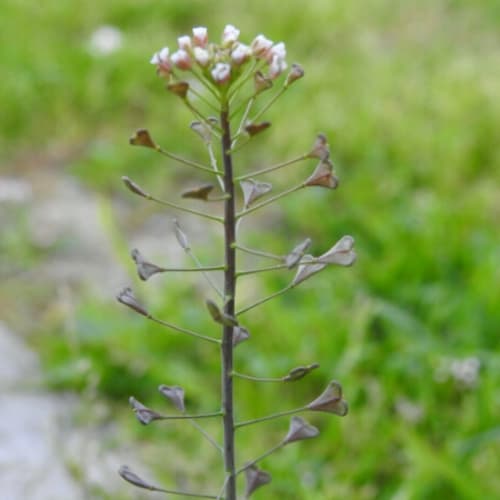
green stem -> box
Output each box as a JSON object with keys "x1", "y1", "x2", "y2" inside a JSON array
[
  {"x1": 236, "y1": 183, "x2": 305, "y2": 219},
  {"x1": 187, "y1": 250, "x2": 225, "y2": 299},
  {"x1": 232, "y1": 243, "x2": 283, "y2": 262},
  {"x1": 236, "y1": 284, "x2": 293, "y2": 316},
  {"x1": 188, "y1": 418, "x2": 224, "y2": 455},
  {"x1": 154, "y1": 265, "x2": 226, "y2": 273},
  {"x1": 235, "y1": 407, "x2": 305, "y2": 429},
  {"x1": 148, "y1": 195, "x2": 224, "y2": 223},
  {"x1": 235, "y1": 154, "x2": 308, "y2": 181},
  {"x1": 236, "y1": 441, "x2": 286, "y2": 475},
  {"x1": 149, "y1": 316, "x2": 221, "y2": 344},
  {"x1": 232, "y1": 371, "x2": 284, "y2": 383},
  {"x1": 157, "y1": 411, "x2": 223, "y2": 421},
  {"x1": 251, "y1": 86, "x2": 287, "y2": 123},
  {"x1": 156, "y1": 146, "x2": 222, "y2": 176},
  {"x1": 236, "y1": 263, "x2": 288, "y2": 277}
]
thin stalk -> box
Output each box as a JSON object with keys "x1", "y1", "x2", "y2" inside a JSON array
[
  {"x1": 149, "y1": 195, "x2": 224, "y2": 223},
  {"x1": 236, "y1": 441, "x2": 285, "y2": 474},
  {"x1": 220, "y1": 104, "x2": 237, "y2": 500},
  {"x1": 234, "y1": 407, "x2": 306, "y2": 429},
  {"x1": 232, "y1": 243, "x2": 283, "y2": 262},
  {"x1": 231, "y1": 97, "x2": 255, "y2": 147},
  {"x1": 235, "y1": 154, "x2": 308, "y2": 181},
  {"x1": 236, "y1": 284, "x2": 293, "y2": 316},
  {"x1": 184, "y1": 101, "x2": 222, "y2": 139},
  {"x1": 149, "y1": 316, "x2": 221, "y2": 344},
  {"x1": 156, "y1": 146, "x2": 222, "y2": 176},
  {"x1": 187, "y1": 84, "x2": 219, "y2": 113},
  {"x1": 251, "y1": 86, "x2": 287, "y2": 123},
  {"x1": 155, "y1": 411, "x2": 223, "y2": 421},
  {"x1": 187, "y1": 250, "x2": 225, "y2": 299},
  {"x1": 232, "y1": 371, "x2": 284, "y2": 383},
  {"x1": 236, "y1": 183, "x2": 305, "y2": 219},
  {"x1": 188, "y1": 419, "x2": 224, "y2": 455},
  {"x1": 154, "y1": 265, "x2": 225, "y2": 273},
  {"x1": 207, "y1": 142, "x2": 225, "y2": 191},
  {"x1": 134, "y1": 485, "x2": 220, "y2": 499},
  {"x1": 216, "y1": 476, "x2": 230, "y2": 500},
  {"x1": 236, "y1": 263, "x2": 288, "y2": 277}
]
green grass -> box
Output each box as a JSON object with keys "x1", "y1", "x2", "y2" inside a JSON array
[{"x1": 2, "y1": 0, "x2": 500, "y2": 498}]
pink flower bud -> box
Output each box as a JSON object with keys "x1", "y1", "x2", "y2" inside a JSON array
[
  {"x1": 268, "y1": 54, "x2": 288, "y2": 79},
  {"x1": 269, "y1": 42, "x2": 286, "y2": 62},
  {"x1": 177, "y1": 35, "x2": 192, "y2": 51},
  {"x1": 171, "y1": 49, "x2": 192, "y2": 70},
  {"x1": 193, "y1": 47, "x2": 210, "y2": 67},
  {"x1": 251, "y1": 34, "x2": 273, "y2": 58},
  {"x1": 211, "y1": 62, "x2": 231, "y2": 84},
  {"x1": 192, "y1": 26, "x2": 208, "y2": 48},
  {"x1": 150, "y1": 47, "x2": 172, "y2": 77},
  {"x1": 231, "y1": 43, "x2": 252, "y2": 65},
  {"x1": 223, "y1": 24, "x2": 240, "y2": 45}
]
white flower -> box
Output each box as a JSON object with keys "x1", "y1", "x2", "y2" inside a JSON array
[
  {"x1": 194, "y1": 47, "x2": 210, "y2": 67},
  {"x1": 177, "y1": 35, "x2": 192, "y2": 51},
  {"x1": 211, "y1": 62, "x2": 231, "y2": 84},
  {"x1": 171, "y1": 49, "x2": 192, "y2": 70},
  {"x1": 251, "y1": 34, "x2": 273, "y2": 58},
  {"x1": 268, "y1": 54, "x2": 287, "y2": 79},
  {"x1": 269, "y1": 42, "x2": 286, "y2": 61},
  {"x1": 150, "y1": 47, "x2": 172, "y2": 77},
  {"x1": 192, "y1": 26, "x2": 208, "y2": 47},
  {"x1": 223, "y1": 24, "x2": 240, "y2": 45},
  {"x1": 231, "y1": 43, "x2": 252, "y2": 65}
]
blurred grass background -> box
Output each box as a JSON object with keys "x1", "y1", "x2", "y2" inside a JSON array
[{"x1": 1, "y1": 0, "x2": 499, "y2": 498}]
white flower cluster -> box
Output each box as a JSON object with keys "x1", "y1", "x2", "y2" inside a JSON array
[{"x1": 150, "y1": 25, "x2": 288, "y2": 85}]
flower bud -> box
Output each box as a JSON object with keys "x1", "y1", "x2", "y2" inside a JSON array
[
  {"x1": 222, "y1": 24, "x2": 240, "y2": 45},
  {"x1": 192, "y1": 26, "x2": 208, "y2": 47},
  {"x1": 251, "y1": 34, "x2": 273, "y2": 58},
  {"x1": 211, "y1": 63, "x2": 231, "y2": 85},
  {"x1": 244, "y1": 465, "x2": 272, "y2": 498},
  {"x1": 307, "y1": 380, "x2": 349, "y2": 416},
  {"x1": 177, "y1": 35, "x2": 191, "y2": 51},
  {"x1": 170, "y1": 49, "x2": 192, "y2": 70},
  {"x1": 150, "y1": 47, "x2": 172, "y2": 78},
  {"x1": 231, "y1": 43, "x2": 252, "y2": 65},
  {"x1": 285, "y1": 63, "x2": 305, "y2": 87},
  {"x1": 193, "y1": 47, "x2": 211, "y2": 67},
  {"x1": 158, "y1": 384, "x2": 185, "y2": 412},
  {"x1": 129, "y1": 128, "x2": 157, "y2": 149},
  {"x1": 284, "y1": 416, "x2": 319, "y2": 444},
  {"x1": 268, "y1": 54, "x2": 288, "y2": 80}
]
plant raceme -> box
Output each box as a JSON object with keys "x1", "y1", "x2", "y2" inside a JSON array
[{"x1": 117, "y1": 24, "x2": 355, "y2": 500}]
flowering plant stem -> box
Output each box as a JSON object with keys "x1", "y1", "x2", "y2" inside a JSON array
[{"x1": 220, "y1": 102, "x2": 238, "y2": 500}]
